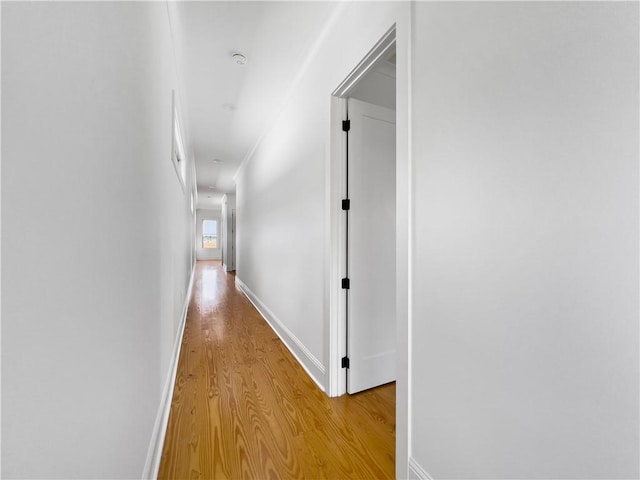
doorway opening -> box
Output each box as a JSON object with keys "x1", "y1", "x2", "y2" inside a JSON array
[{"x1": 328, "y1": 26, "x2": 397, "y2": 397}]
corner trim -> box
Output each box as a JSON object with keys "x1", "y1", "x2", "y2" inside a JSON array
[
  {"x1": 141, "y1": 263, "x2": 196, "y2": 479},
  {"x1": 408, "y1": 457, "x2": 434, "y2": 480},
  {"x1": 235, "y1": 276, "x2": 326, "y2": 391}
]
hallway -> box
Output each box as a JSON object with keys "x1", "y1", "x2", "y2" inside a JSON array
[{"x1": 159, "y1": 261, "x2": 395, "y2": 479}]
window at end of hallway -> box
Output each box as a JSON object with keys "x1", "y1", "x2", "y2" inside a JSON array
[{"x1": 203, "y1": 220, "x2": 218, "y2": 249}]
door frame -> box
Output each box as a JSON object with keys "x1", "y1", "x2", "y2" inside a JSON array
[
  {"x1": 325, "y1": 17, "x2": 411, "y2": 479},
  {"x1": 327, "y1": 26, "x2": 397, "y2": 397}
]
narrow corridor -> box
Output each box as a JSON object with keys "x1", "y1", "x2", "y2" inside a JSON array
[{"x1": 159, "y1": 261, "x2": 395, "y2": 479}]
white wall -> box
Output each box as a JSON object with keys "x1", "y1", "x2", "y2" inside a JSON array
[
  {"x1": 235, "y1": 2, "x2": 638, "y2": 479},
  {"x1": 411, "y1": 2, "x2": 639, "y2": 478},
  {"x1": 196, "y1": 209, "x2": 222, "y2": 260},
  {"x1": 1, "y1": 2, "x2": 195, "y2": 478}
]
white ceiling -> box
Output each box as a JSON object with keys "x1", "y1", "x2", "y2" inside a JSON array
[{"x1": 175, "y1": 2, "x2": 339, "y2": 209}]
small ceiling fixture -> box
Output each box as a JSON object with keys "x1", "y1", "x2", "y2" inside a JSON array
[
  {"x1": 212, "y1": 158, "x2": 223, "y2": 164},
  {"x1": 231, "y1": 52, "x2": 247, "y2": 66}
]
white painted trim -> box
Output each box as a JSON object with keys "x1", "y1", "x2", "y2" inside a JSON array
[
  {"x1": 326, "y1": 95, "x2": 348, "y2": 398},
  {"x1": 142, "y1": 263, "x2": 196, "y2": 480},
  {"x1": 408, "y1": 457, "x2": 433, "y2": 480},
  {"x1": 332, "y1": 26, "x2": 396, "y2": 98},
  {"x1": 235, "y1": 277, "x2": 326, "y2": 391},
  {"x1": 0, "y1": 5, "x2": 3, "y2": 474},
  {"x1": 397, "y1": 6, "x2": 413, "y2": 480}
]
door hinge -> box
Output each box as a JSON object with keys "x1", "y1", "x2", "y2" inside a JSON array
[
  {"x1": 341, "y1": 199, "x2": 350, "y2": 210},
  {"x1": 341, "y1": 277, "x2": 350, "y2": 289},
  {"x1": 341, "y1": 356, "x2": 350, "y2": 368},
  {"x1": 342, "y1": 120, "x2": 350, "y2": 132}
]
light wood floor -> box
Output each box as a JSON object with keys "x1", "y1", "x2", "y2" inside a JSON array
[{"x1": 159, "y1": 261, "x2": 395, "y2": 479}]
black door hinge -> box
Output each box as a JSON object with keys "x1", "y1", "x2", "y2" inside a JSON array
[
  {"x1": 341, "y1": 199, "x2": 350, "y2": 210},
  {"x1": 342, "y1": 120, "x2": 351, "y2": 132},
  {"x1": 341, "y1": 356, "x2": 350, "y2": 368},
  {"x1": 341, "y1": 277, "x2": 350, "y2": 289}
]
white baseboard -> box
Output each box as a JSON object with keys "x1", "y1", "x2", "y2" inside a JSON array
[
  {"x1": 142, "y1": 263, "x2": 196, "y2": 480},
  {"x1": 235, "y1": 277, "x2": 326, "y2": 391},
  {"x1": 408, "y1": 457, "x2": 433, "y2": 480}
]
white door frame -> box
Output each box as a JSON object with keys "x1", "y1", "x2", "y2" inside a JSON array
[
  {"x1": 325, "y1": 17, "x2": 411, "y2": 479},
  {"x1": 326, "y1": 26, "x2": 397, "y2": 397}
]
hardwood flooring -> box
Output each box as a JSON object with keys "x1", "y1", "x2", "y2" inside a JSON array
[{"x1": 159, "y1": 261, "x2": 395, "y2": 479}]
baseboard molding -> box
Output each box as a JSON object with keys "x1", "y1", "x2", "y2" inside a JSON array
[
  {"x1": 235, "y1": 277, "x2": 326, "y2": 391},
  {"x1": 408, "y1": 457, "x2": 433, "y2": 480},
  {"x1": 142, "y1": 263, "x2": 196, "y2": 480}
]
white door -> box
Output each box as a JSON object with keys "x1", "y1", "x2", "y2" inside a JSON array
[{"x1": 347, "y1": 98, "x2": 396, "y2": 394}]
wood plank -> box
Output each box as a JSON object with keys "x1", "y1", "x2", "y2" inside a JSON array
[{"x1": 159, "y1": 261, "x2": 395, "y2": 479}]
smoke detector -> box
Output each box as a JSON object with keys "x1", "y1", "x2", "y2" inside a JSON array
[{"x1": 231, "y1": 53, "x2": 247, "y2": 66}]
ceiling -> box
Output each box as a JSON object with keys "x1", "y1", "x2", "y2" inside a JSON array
[{"x1": 174, "y1": 2, "x2": 339, "y2": 210}]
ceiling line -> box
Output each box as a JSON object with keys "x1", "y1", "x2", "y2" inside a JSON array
[{"x1": 232, "y1": 1, "x2": 347, "y2": 184}]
